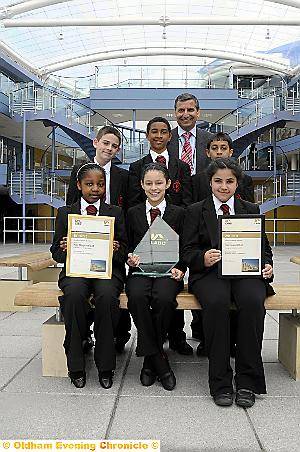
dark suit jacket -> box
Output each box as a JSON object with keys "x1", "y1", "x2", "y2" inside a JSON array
[
  {"x1": 182, "y1": 196, "x2": 274, "y2": 294},
  {"x1": 128, "y1": 153, "x2": 192, "y2": 209},
  {"x1": 168, "y1": 127, "x2": 213, "y2": 173},
  {"x1": 126, "y1": 202, "x2": 187, "y2": 273},
  {"x1": 192, "y1": 172, "x2": 254, "y2": 203},
  {"x1": 50, "y1": 200, "x2": 128, "y2": 283},
  {"x1": 66, "y1": 163, "x2": 129, "y2": 210}
]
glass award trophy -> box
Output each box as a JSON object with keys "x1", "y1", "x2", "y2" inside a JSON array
[{"x1": 133, "y1": 216, "x2": 179, "y2": 277}]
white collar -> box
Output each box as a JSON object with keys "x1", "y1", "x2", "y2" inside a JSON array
[
  {"x1": 94, "y1": 157, "x2": 111, "y2": 173},
  {"x1": 81, "y1": 197, "x2": 101, "y2": 213},
  {"x1": 212, "y1": 194, "x2": 235, "y2": 215},
  {"x1": 150, "y1": 149, "x2": 169, "y2": 161},
  {"x1": 146, "y1": 198, "x2": 166, "y2": 214},
  {"x1": 178, "y1": 125, "x2": 197, "y2": 138}
]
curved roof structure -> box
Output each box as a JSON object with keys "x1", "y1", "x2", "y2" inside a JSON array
[{"x1": 0, "y1": 0, "x2": 299, "y2": 79}]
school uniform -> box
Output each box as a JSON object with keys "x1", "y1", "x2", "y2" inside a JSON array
[
  {"x1": 127, "y1": 150, "x2": 192, "y2": 209},
  {"x1": 66, "y1": 161, "x2": 131, "y2": 343},
  {"x1": 192, "y1": 171, "x2": 255, "y2": 203},
  {"x1": 50, "y1": 199, "x2": 128, "y2": 373},
  {"x1": 182, "y1": 195, "x2": 274, "y2": 396},
  {"x1": 126, "y1": 200, "x2": 186, "y2": 356}
]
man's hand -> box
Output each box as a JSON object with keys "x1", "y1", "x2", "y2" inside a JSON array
[
  {"x1": 204, "y1": 249, "x2": 221, "y2": 267},
  {"x1": 113, "y1": 240, "x2": 120, "y2": 252}
]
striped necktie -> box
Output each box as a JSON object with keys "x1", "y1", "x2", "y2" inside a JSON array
[
  {"x1": 181, "y1": 132, "x2": 193, "y2": 172},
  {"x1": 220, "y1": 204, "x2": 230, "y2": 215}
]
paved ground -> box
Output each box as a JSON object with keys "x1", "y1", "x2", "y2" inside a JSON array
[{"x1": 0, "y1": 243, "x2": 300, "y2": 451}]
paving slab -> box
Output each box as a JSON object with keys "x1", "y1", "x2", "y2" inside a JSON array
[
  {"x1": 0, "y1": 357, "x2": 29, "y2": 389},
  {"x1": 264, "y1": 363, "x2": 300, "y2": 397},
  {"x1": 262, "y1": 339, "x2": 278, "y2": 363},
  {"x1": 3, "y1": 352, "x2": 128, "y2": 396},
  {"x1": 0, "y1": 312, "x2": 13, "y2": 321},
  {"x1": 108, "y1": 396, "x2": 260, "y2": 451},
  {"x1": 11, "y1": 307, "x2": 56, "y2": 320},
  {"x1": 0, "y1": 336, "x2": 41, "y2": 359},
  {"x1": 0, "y1": 317, "x2": 43, "y2": 337},
  {"x1": 0, "y1": 392, "x2": 115, "y2": 439},
  {"x1": 122, "y1": 358, "x2": 210, "y2": 397},
  {"x1": 263, "y1": 315, "x2": 279, "y2": 340},
  {"x1": 248, "y1": 398, "x2": 300, "y2": 452}
]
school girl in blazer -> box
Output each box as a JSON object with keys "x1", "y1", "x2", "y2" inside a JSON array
[
  {"x1": 50, "y1": 163, "x2": 127, "y2": 390},
  {"x1": 126, "y1": 162, "x2": 186, "y2": 391},
  {"x1": 183, "y1": 158, "x2": 274, "y2": 408}
]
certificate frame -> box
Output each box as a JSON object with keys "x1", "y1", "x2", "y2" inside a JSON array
[
  {"x1": 218, "y1": 214, "x2": 265, "y2": 278},
  {"x1": 66, "y1": 214, "x2": 114, "y2": 279}
]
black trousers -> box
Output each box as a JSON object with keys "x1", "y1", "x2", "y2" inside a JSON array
[
  {"x1": 126, "y1": 275, "x2": 181, "y2": 356},
  {"x1": 59, "y1": 276, "x2": 123, "y2": 372},
  {"x1": 191, "y1": 270, "x2": 267, "y2": 396}
]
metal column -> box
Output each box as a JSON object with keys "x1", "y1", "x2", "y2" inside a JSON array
[{"x1": 22, "y1": 112, "x2": 26, "y2": 244}]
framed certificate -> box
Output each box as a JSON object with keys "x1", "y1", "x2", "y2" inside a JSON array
[
  {"x1": 218, "y1": 214, "x2": 265, "y2": 278},
  {"x1": 66, "y1": 214, "x2": 114, "y2": 279}
]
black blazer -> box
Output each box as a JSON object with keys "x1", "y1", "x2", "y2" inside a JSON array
[
  {"x1": 192, "y1": 171, "x2": 255, "y2": 203},
  {"x1": 167, "y1": 127, "x2": 213, "y2": 173},
  {"x1": 50, "y1": 200, "x2": 128, "y2": 283},
  {"x1": 126, "y1": 202, "x2": 187, "y2": 273},
  {"x1": 182, "y1": 196, "x2": 274, "y2": 294},
  {"x1": 66, "y1": 163, "x2": 129, "y2": 210},
  {"x1": 127, "y1": 153, "x2": 192, "y2": 209}
]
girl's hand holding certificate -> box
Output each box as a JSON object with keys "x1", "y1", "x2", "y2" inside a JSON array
[
  {"x1": 262, "y1": 264, "x2": 273, "y2": 279},
  {"x1": 204, "y1": 249, "x2": 222, "y2": 267}
]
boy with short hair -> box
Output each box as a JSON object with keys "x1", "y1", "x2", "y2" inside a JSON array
[{"x1": 192, "y1": 132, "x2": 254, "y2": 203}]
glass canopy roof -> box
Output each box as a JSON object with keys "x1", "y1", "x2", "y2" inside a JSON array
[{"x1": 0, "y1": 0, "x2": 299, "y2": 79}]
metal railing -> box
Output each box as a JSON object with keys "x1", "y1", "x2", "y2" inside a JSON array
[
  {"x1": 3, "y1": 216, "x2": 55, "y2": 244},
  {"x1": 255, "y1": 171, "x2": 300, "y2": 205},
  {"x1": 265, "y1": 218, "x2": 300, "y2": 246}
]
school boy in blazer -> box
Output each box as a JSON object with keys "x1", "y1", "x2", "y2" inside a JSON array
[{"x1": 66, "y1": 125, "x2": 130, "y2": 352}]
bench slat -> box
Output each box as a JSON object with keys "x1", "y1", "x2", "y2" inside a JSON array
[
  {"x1": 14, "y1": 282, "x2": 300, "y2": 311},
  {"x1": 290, "y1": 256, "x2": 300, "y2": 266},
  {"x1": 0, "y1": 252, "x2": 56, "y2": 271}
]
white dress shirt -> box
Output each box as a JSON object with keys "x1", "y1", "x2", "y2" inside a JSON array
[
  {"x1": 80, "y1": 197, "x2": 101, "y2": 215},
  {"x1": 178, "y1": 125, "x2": 197, "y2": 175},
  {"x1": 212, "y1": 194, "x2": 235, "y2": 216},
  {"x1": 145, "y1": 199, "x2": 166, "y2": 226},
  {"x1": 94, "y1": 157, "x2": 111, "y2": 203},
  {"x1": 150, "y1": 149, "x2": 170, "y2": 168}
]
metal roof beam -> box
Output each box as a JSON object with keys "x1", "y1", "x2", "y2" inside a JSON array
[
  {"x1": 0, "y1": 0, "x2": 65, "y2": 19},
  {"x1": 40, "y1": 47, "x2": 291, "y2": 75},
  {"x1": 3, "y1": 16, "x2": 300, "y2": 27}
]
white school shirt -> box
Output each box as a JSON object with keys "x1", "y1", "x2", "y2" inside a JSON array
[
  {"x1": 145, "y1": 199, "x2": 166, "y2": 226},
  {"x1": 93, "y1": 157, "x2": 111, "y2": 204},
  {"x1": 80, "y1": 197, "x2": 101, "y2": 215},
  {"x1": 212, "y1": 194, "x2": 235, "y2": 216}
]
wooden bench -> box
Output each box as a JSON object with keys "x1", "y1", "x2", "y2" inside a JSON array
[
  {"x1": 0, "y1": 252, "x2": 60, "y2": 312},
  {"x1": 14, "y1": 282, "x2": 300, "y2": 381}
]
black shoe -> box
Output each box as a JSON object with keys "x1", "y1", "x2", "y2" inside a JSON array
[
  {"x1": 115, "y1": 337, "x2": 128, "y2": 354},
  {"x1": 140, "y1": 367, "x2": 157, "y2": 386},
  {"x1": 82, "y1": 335, "x2": 94, "y2": 354},
  {"x1": 213, "y1": 392, "x2": 234, "y2": 407},
  {"x1": 196, "y1": 341, "x2": 207, "y2": 357},
  {"x1": 158, "y1": 370, "x2": 176, "y2": 391},
  {"x1": 99, "y1": 370, "x2": 114, "y2": 389},
  {"x1": 235, "y1": 389, "x2": 255, "y2": 408},
  {"x1": 169, "y1": 339, "x2": 193, "y2": 355},
  {"x1": 69, "y1": 371, "x2": 86, "y2": 389}
]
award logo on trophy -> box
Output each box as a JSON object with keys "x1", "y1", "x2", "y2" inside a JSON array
[{"x1": 133, "y1": 216, "x2": 179, "y2": 277}]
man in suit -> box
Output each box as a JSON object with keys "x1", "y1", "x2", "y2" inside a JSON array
[
  {"x1": 167, "y1": 92, "x2": 213, "y2": 175},
  {"x1": 66, "y1": 125, "x2": 131, "y2": 353}
]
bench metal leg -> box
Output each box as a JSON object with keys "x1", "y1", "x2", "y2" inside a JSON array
[
  {"x1": 278, "y1": 313, "x2": 300, "y2": 380},
  {"x1": 42, "y1": 314, "x2": 68, "y2": 377}
]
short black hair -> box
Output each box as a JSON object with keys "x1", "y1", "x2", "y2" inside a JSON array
[
  {"x1": 206, "y1": 157, "x2": 242, "y2": 183},
  {"x1": 174, "y1": 93, "x2": 199, "y2": 110},
  {"x1": 207, "y1": 132, "x2": 233, "y2": 150},
  {"x1": 96, "y1": 125, "x2": 121, "y2": 146},
  {"x1": 141, "y1": 162, "x2": 170, "y2": 182},
  {"x1": 146, "y1": 117, "x2": 171, "y2": 134},
  {"x1": 76, "y1": 162, "x2": 106, "y2": 183}
]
